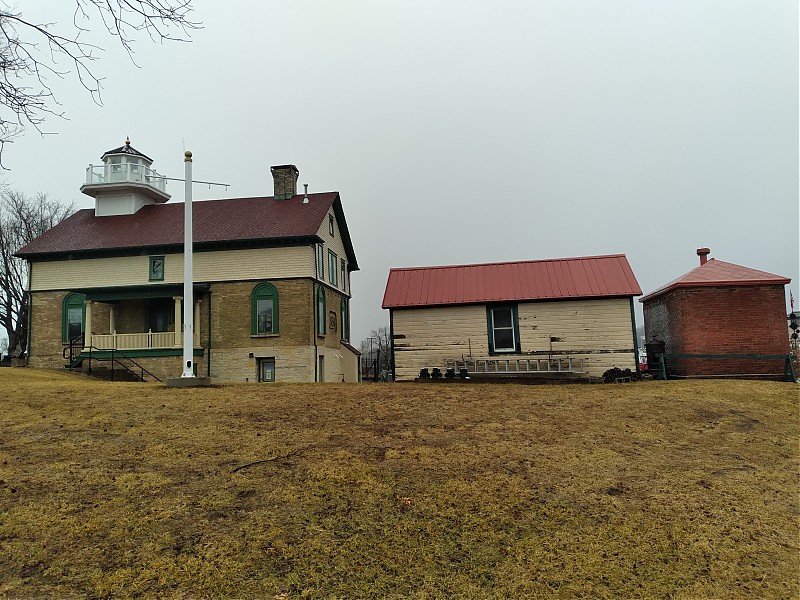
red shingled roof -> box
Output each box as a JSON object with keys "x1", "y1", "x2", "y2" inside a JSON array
[
  {"x1": 640, "y1": 258, "x2": 790, "y2": 302},
  {"x1": 382, "y1": 254, "x2": 641, "y2": 309},
  {"x1": 16, "y1": 192, "x2": 358, "y2": 269}
]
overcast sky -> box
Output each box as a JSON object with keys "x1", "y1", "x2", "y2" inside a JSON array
[{"x1": 4, "y1": 0, "x2": 798, "y2": 344}]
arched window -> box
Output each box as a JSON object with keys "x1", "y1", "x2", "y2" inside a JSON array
[
  {"x1": 340, "y1": 297, "x2": 349, "y2": 341},
  {"x1": 251, "y1": 283, "x2": 279, "y2": 335},
  {"x1": 62, "y1": 293, "x2": 86, "y2": 342},
  {"x1": 317, "y1": 286, "x2": 327, "y2": 336}
]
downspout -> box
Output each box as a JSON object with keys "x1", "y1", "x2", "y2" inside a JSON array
[
  {"x1": 313, "y1": 281, "x2": 318, "y2": 383},
  {"x1": 25, "y1": 261, "x2": 32, "y2": 365},
  {"x1": 207, "y1": 288, "x2": 212, "y2": 377},
  {"x1": 389, "y1": 309, "x2": 395, "y2": 382},
  {"x1": 312, "y1": 242, "x2": 320, "y2": 383},
  {"x1": 630, "y1": 297, "x2": 640, "y2": 374}
]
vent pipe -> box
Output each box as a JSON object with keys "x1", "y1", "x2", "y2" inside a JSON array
[{"x1": 303, "y1": 183, "x2": 309, "y2": 204}]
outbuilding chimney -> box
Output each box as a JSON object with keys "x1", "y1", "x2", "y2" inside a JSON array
[
  {"x1": 697, "y1": 247, "x2": 710, "y2": 265},
  {"x1": 270, "y1": 164, "x2": 299, "y2": 200}
]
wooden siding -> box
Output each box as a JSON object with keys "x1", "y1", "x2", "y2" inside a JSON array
[
  {"x1": 392, "y1": 305, "x2": 490, "y2": 381},
  {"x1": 315, "y1": 211, "x2": 351, "y2": 295},
  {"x1": 392, "y1": 298, "x2": 636, "y2": 380},
  {"x1": 30, "y1": 246, "x2": 315, "y2": 291}
]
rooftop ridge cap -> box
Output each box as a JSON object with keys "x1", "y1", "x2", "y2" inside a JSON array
[{"x1": 388, "y1": 254, "x2": 628, "y2": 272}]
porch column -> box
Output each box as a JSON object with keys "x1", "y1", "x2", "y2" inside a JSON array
[
  {"x1": 173, "y1": 296, "x2": 182, "y2": 347},
  {"x1": 193, "y1": 300, "x2": 201, "y2": 347},
  {"x1": 84, "y1": 300, "x2": 93, "y2": 350},
  {"x1": 108, "y1": 305, "x2": 116, "y2": 334}
]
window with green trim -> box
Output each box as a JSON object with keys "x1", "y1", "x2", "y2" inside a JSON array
[
  {"x1": 316, "y1": 244, "x2": 325, "y2": 280},
  {"x1": 487, "y1": 304, "x2": 520, "y2": 354},
  {"x1": 149, "y1": 256, "x2": 165, "y2": 281},
  {"x1": 328, "y1": 250, "x2": 338, "y2": 287},
  {"x1": 252, "y1": 282, "x2": 279, "y2": 335},
  {"x1": 316, "y1": 286, "x2": 326, "y2": 336},
  {"x1": 340, "y1": 297, "x2": 349, "y2": 341},
  {"x1": 259, "y1": 358, "x2": 275, "y2": 382},
  {"x1": 62, "y1": 293, "x2": 86, "y2": 342}
]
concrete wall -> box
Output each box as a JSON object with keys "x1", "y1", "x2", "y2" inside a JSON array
[{"x1": 391, "y1": 298, "x2": 636, "y2": 380}]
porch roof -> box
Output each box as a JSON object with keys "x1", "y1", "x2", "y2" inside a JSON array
[{"x1": 81, "y1": 283, "x2": 209, "y2": 301}]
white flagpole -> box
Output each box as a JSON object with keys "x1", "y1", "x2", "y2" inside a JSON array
[{"x1": 181, "y1": 150, "x2": 194, "y2": 377}]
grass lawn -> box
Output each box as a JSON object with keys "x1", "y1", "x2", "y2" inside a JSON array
[{"x1": 0, "y1": 369, "x2": 797, "y2": 599}]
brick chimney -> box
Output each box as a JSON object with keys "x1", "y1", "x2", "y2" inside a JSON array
[
  {"x1": 270, "y1": 164, "x2": 299, "y2": 200},
  {"x1": 697, "y1": 247, "x2": 710, "y2": 265}
]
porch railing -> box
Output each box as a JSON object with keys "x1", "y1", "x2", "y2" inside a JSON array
[
  {"x1": 90, "y1": 331, "x2": 188, "y2": 351},
  {"x1": 85, "y1": 163, "x2": 167, "y2": 192}
]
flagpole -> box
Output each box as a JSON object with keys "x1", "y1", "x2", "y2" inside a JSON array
[{"x1": 181, "y1": 150, "x2": 194, "y2": 378}]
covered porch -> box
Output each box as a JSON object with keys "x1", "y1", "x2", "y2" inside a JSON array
[{"x1": 77, "y1": 285, "x2": 207, "y2": 352}]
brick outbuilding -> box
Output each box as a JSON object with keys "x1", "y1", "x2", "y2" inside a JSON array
[{"x1": 640, "y1": 248, "x2": 791, "y2": 378}]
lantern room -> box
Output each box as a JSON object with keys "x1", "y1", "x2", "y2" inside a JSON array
[{"x1": 80, "y1": 137, "x2": 171, "y2": 216}]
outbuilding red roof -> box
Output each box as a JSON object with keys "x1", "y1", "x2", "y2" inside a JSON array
[
  {"x1": 382, "y1": 254, "x2": 641, "y2": 309},
  {"x1": 16, "y1": 192, "x2": 359, "y2": 269},
  {"x1": 640, "y1": 259, "x2": 790, "y2": 302}
]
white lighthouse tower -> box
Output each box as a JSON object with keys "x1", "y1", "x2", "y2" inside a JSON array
[{"x1": 80, "y1": 137, "x2": 170, "y2": 216}]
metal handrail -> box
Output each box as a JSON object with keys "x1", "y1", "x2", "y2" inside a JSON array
[
  {"x1": 64, "y1": 341, "x2": 162, "y2": 382},
  {"x1": 85, "y1": 163, "x2": 167, "y2": 192}
]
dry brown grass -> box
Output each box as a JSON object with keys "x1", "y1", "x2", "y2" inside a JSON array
[{"x1": 0, "y1": 369, "x2": 797, "y2": 599}]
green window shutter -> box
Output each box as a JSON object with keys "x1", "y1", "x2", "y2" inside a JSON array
[{"x1": 251, "y1": 283, "x2": 279, "y2": 334}]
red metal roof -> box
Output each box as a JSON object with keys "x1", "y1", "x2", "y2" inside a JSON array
[
  {"x1": 640, "y1": 258, "x2": 791, "y2": 302},
  {"x1": 16, "y1": 192, "x2": 359, "y2": 269},
  {"x1": 382, "y1": 254, "x2": 641, "y2": 309}
]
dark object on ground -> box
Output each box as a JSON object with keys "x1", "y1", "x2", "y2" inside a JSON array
[
  {"x1": 603, "y1": 367, "x2": 641, "y2": 383},
  {"x1": 431, "y1": 368, "x2": 442, "y2": 379},
  {"x1": 419, "y1": 368, "x2": 430, "y2": 379}
]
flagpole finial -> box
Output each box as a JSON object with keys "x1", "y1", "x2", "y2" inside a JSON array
[{"x1": 184, "y1": 150, "x2": 192, "y2": 162}]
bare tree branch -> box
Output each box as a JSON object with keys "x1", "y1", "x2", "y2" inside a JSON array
[
  {"x1": 0, "y1": 1, "x2": 200, "y2": 168},
  {"x1": 0, "y1": 190, "x2": 74, "y2": 355}
]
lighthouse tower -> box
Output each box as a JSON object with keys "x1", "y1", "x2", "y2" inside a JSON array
[{"x1": 80, "y1": 137, "x2": 171, "y2": 216}]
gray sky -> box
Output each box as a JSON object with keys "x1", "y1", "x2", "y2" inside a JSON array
[{"x1": 5, "y1": 0, "x2": 798, "y2": 344}]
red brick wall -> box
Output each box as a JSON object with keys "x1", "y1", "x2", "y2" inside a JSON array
[{"x1": 643, "y1": 284, "x2": 789, "y2": 377}]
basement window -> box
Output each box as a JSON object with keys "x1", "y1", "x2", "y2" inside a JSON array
[
  {"x1": 258, "y1": 358, "x2": 275, "y2": 382},
  {"x1": 487, "y1": 305, "x2": 520, "y2": 353}
]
